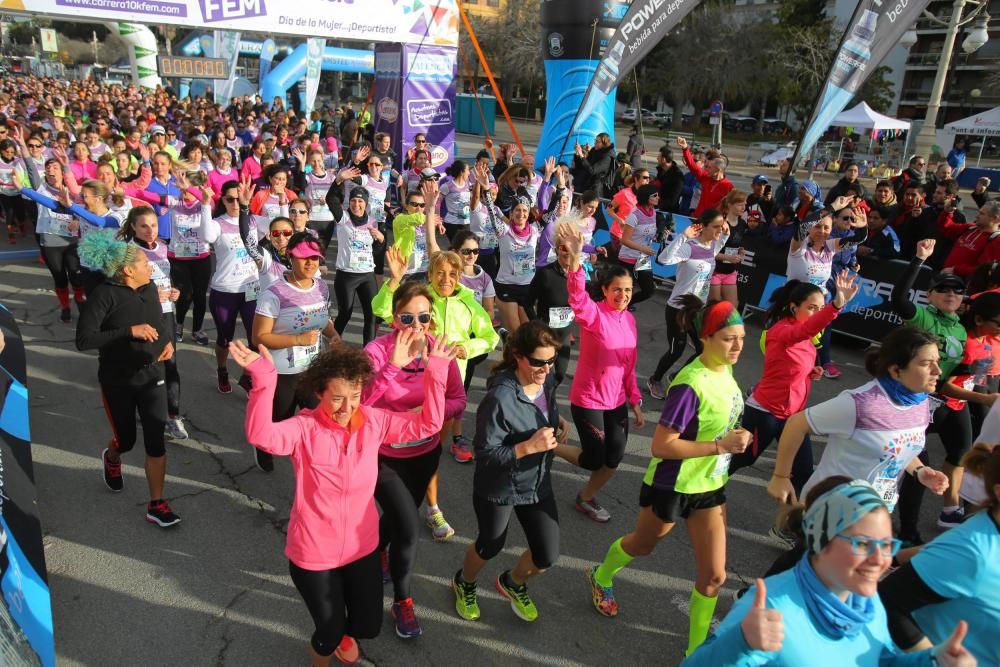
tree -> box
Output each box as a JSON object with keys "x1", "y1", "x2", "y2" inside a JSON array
[
  {"x1": 459, "y1": 0, "x2": 542, "y2": 100},
  {"x1": 7, "y1": 21, "x2": 37, "y2": 46},
  {"x1": 852, "y1": 65, "x2": 895, "y2": 112}
]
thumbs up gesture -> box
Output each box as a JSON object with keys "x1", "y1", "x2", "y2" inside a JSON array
[
  {"x1": 934, "y1": 621, "x2": 977, "y2": 667},
  {"x1": 740, "y1": 579, "x2": 784, "y2": 652}
]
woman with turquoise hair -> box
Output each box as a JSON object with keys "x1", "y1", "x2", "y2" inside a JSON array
[
  {"x1": 75, "y1": 229, "x2": 182, "y2": 528},
  {"x1": 683, "y1": 479, "x2": 977, "y2": 666}
]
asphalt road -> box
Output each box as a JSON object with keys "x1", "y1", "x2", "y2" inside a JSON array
[{"x1": 0, "y1": 242, "x2": 951, "y2": 666}]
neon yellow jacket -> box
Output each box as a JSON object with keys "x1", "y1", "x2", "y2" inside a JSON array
[
  {"x1": 372, "y1": 281, "x2": 500, "y2": 378},
  {"x1": 392, "y1": 212, "x2": 424, "y2": 259}
]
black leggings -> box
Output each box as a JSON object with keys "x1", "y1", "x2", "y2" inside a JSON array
[
  {"x1": 274, "y1": 372, "x2": 318, "y2": 422},
  {"x1": 898, "y1": 402, "x2": 972, "y2": 536},
  {"x1": 333, "y1": 270, "x2": 378, "y2": 344},
  {"x1": 308, "y1": 219, "x2": 335, "y2": 254},
  {"x1": 162, "y1": 314, "x2": 181, "y2": 417},
  {"x1": 374, "y1": 447, "x2": 441, "y2": 601},
  {"x1": 101, "y1": 375, "x2": 167, "y2": 458},
  {"x1": 477, "y1": 250, "x2": 499, "y2": 280},
  {"x1": 651, "y1": 303, "x2": 702, "y2": 382},
  {"x1": 463, "y1": 353, "x2": 489, "y2": 393},
  {"x1": 288, "y1": 551, "x2": 383, "y2": 657},
  {"x1": 169, "y1": 256, "x2": 211, "y2": 332},
  {"x1": 617, "y1": 259, "x2": 656, "y2": 305},
  {"x1": 472, "y1": 493, "x2": 560, "y2": 570},
  {"x1": 571, "y1": 403, "x2": 630, "y2": 470},
  {"x1": 1, "y1": 193, "x2": 27, "y2": 231},
  {"x1": 728, "y1": 404, "x2": 814, "y2": 495},
  {"x1": 41, "y1": 244, "x2": 83, "y2": 290}
]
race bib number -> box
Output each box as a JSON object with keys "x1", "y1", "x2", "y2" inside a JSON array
[
  {"x1": 710, "y1": 451, "x2": 732, "y2": 478},
  {"x1": 873, "y1": 475, "x2": 898, "y2": 510},
  {"x1": 349, "y1": 236, "x2": 374, "y2": 271},
  {"x1": 172, "y1": 240, "x2": 200, "y2": 258},
  {"x1": 244, "y1": 279, "x2": 261, "y2": 301},
  {"x1": 369, "y1": 191, "x2": 387, "y2": 224},
  {"x1": 47, "y1": 213, "x2": 75, "y2": 237},
  {"x1": 263, "y1": 202, "x2": 282, "y2": 219},
  {"x1": 389, "y1": 436, "x2": 434, "y2": 450},
  {"x1": 635, "y1": 255, "x2": 652, "y2": 272},
  {"x1": 173, "y1": 218, "x2": 203, "y2": 258},
  {"x1": 512, "y1": 249, "x2": 534, "y2": 277},
  {"x1": 723, "y1": 247, "x2": 740, "y2": 256},
  {"x1": 290, "y1": 342, "x2": 319, "y2": 369},
  {"x1": 548, "y1": 306, "x2": 575, "y2": 329}
]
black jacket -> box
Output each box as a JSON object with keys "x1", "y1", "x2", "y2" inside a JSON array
[
  {"x1": 656, "y1": 163, "x2": 685, "y2": 214},
  {"x1": 473, "y1": 369, "x2": 560, "y2": 505},
  {"x1": 824, "y1": 177, "x2": 868, "y2": 207},
  {"x1": 76, "y1": 280, "x2": 169, "y2": 387},
  {"x1": 572, "y1": 145, "x2": 615, "y2": 198}
]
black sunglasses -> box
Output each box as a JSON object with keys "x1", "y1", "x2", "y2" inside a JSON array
[
  {"x1": 932, "y1": 286, "x2": 964, "y2": 295},
  {"x1": 408, "y1": 201, "x2": 426, "y2": 209},
  {"x1": 223, "y1": 196, "x2": 238, "y2": 203},
  {"x1": 397, "y1": 312, "x2": 432, "y2": 325},
  {"x1": 289, "y1": 208, "x2": 308, "y2": 214},
  {"x1": 459, "y1": 248, "x2": 479, "y2": 256},
  {"x1": 526, "y1": 356, "x2": 557, "y2": 368}
]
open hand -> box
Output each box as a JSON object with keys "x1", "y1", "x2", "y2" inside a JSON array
[{"x1": 228, "y1": 340, "x2": 273, "y2": 369}]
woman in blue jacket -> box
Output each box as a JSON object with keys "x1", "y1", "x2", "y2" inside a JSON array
[{"x1": 683, "y1": 479, "x2": 977, "y2": 666}]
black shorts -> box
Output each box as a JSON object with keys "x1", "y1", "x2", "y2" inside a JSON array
[
  {"x1": 638, "y1": 483, "x2": 726, "y2": 523},
  {"x1": 494, "y1": 281, "x2": 533, "y2": 308}
]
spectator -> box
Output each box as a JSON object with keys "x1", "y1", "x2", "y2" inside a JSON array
[
  {"x1": 925, "y1": 162, "x2": 954, "y2": 200},
  {"x1": 675, "y1": 136, "x2": 732, "y2": 217},
  {"x1": 679, "y1": 148, "x2": 704, "y2": 214},
  {"x1": 626, "y1": 126, "x2": 644, "y2": 170},
  {"x1": 938, "y1": 200, "x2": 1000, "y2": 277},
  {"x1": 892, "y1": 155, "x2": 927, "y2": 200},
  {"x1": 746, "y1": 175, "x2": 775, "y2": 226},
  {"x1": 971, "y1": 177, "x2": 993, "y2": 209},
  {"x1": 868, "y1": 179, "x2": 899, "y2": 219},
  {"x1": 654, "y1": 146, "x2": 684, "y2": 215},
  {"x1": 946, "y1": 139, "x2": 967, "y2": 178},
  {"x1": 857, "y1": 205, "x2": 900, "y2": 260},
  {"x1": 795, "y1": 180, "x2": 824, "y2": 221},
  {"x1": 824, "y1": 161, "x2": 868, "y2": 206},
  {"x1": 893, "y1": 183, "x2": 945, "y2": 265},
  {"x1": 571, "y1": 133, "x2": 615, "y2": 199}
]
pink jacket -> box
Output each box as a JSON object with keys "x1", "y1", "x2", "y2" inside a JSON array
[
  {"x1": 567, "y1": 267, "x2": 642, "y2": 410},
  {"x1": 751, "y1": 303, "x2": 841, "y2": 420},
  {"x1": 245, "y1": 354, "x2": 448, "y2": 570},
  {"x1": 363, "y1": 332, "x2": 466, "y2": 458}
]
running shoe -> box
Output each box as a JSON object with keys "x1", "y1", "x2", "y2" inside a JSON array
[
  {"x1": 334, "y1": 635, "x2": 359, "y2": 664},
  {"x1": 165, "y1": 417, "x2": 188, "y2": 440},
  {"x1": 254, "y1": 448, "x2": 274, "y2": 473},
  {"x1": 60, "y1": 307, "x2": 71, "y2": 323},
  {"x1": 937, "y1": 508, "x2": 966, "y2": 529},
  {"x1": 899, "y1": 531, "x2": 924, "y2": 548},
  {"x1": 101, "y1": 447, "x2": 123, "y2": 492},
  {"x1": 768, "y1": 525, "x2": 798, "y2": 548},
  {"x1": 587, "y1": 566, "x2": 618, "y2": 617},
  {"x1": 237, "y1": 373, "x2": 253, "y2": 394},
  {"x1": 191, "y1": 330, "x2": 209, "y2": 346},
  {"x1": 452, "y1": 570, "x2": 480, "y2": 621},
  {"x1": 498, "y1": 327, "x2": 508, "y2": 345},
  {"x1": 495, "y1": 570, "x2": 538, "y2": 622},
  {"x1": 217, "y1": 368, "x2": 233, "y2": 395},
  {"x1": 146, "y1": 500, "x2": 181, "y2": 527},
  {"x1": 822, "y1": 362, "x2": 842, "y2": 379},
  {"x1": 381, "y1": 550, "x2": 391, "y2": 584},
  {"x1": 646, "y1": 377, "x2": 665, "y2": 400},
  {"x1": 426, "y1": 508, "x2": 455, "y2": 541},
  {"x1": 575, "y1": 494, "x2": 611, "y2": 523},
  {"x1": 390, "y1": 597, "x2": 422, "y2": 638},
  {"x1": 450, "y1": 436, "x2": 475, "y2": 463},
  {"x1": 175, "y1": 327, "x2": 183, "y2": 343}
]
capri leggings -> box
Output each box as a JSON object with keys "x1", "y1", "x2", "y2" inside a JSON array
[
  {"x1": 463, "y1": 353, "x2": 489, "y2": 393},
  {"x1": 476, "y1": 250, "x2": 499, "y2": 280},
  {"x1": 898, "y1": 402, "x2": 972, "y2": 536},
  {"x1": 728, "y1": 404, "x2": 814, "y2": 495},
  {"x1": 169, "y1": 256, "x2": 211, "y2": 332},
  {"x1": 616, "y1": 259, "x2": 656, "y2": 305},
  {"x1": 374, "y1": 446, "x2": 442, "y2": 601},
  {"x1": 161, "y1": 314, "x2": 181, "y2": 417},
  {"x1": 208, "y1": 289, "x2": 257, "y2": 348},
  {"x1": 288, "y1": 551, "x2": 382, "y2": 657},
  {"x1": 333, "y1": 270, "x2": 378, "y2": 344},
  {"x1": 41, "y1": 244, "x2": 83, "y2": 290},
  {"x1": 571, "y1": 403, "x2": 630, "y2": 471},
  {"x1": 650, "y1": 303, "x2": 702, "y2": 382},
  {"x1": 472, "y1": 493, "x2": 560, "y2": 570},
  {"x1": 101, "y1": 375, "x2": 167, "y2": 458},
  {"x1": 273, "y1": 372, "x2": 317, "y2": 422}
]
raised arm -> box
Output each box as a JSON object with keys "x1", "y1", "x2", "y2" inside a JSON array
[{"x1": 891, "y1": 240, "x2": 933, "y2": 321}]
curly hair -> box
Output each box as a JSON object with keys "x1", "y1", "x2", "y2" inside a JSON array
[{"x1": 298, "y1": 345, "x2": 373, "y2": 397}]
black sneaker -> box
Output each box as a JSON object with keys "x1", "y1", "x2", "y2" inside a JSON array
[
  {"x1": 237, "y1": 373, "x2": 253, "y2": 394},
  {"x1": 191, "y1": 330, "x2": 209, "y2": 346},
  {"x1": 101, "y1": 447, "x2": 123, "y2": 492},
  {"x1": 175, "y1": 327, "x2": 183, "y2": 344},
  {"x1": 254, "y1": 448, "x2": 274, "y2": 473},
  {"x1": 217, "y1": 368, "x2": 233, "y2": 394},
  {"x1": 60, "y1": 307, "x2": 72, "y2": 323},
  {"x1": 146, "y1": 500, "x2": 181, "y2": 527}
]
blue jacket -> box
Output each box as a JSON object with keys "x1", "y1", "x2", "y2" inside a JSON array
[
  {"x1": 144, "y1": 176, "x2": 181, "y2": 241},
  {"x1": 682, "y1": 568, "x2": 932, "y2": 666}
]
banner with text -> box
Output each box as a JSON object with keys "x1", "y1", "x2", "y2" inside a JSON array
[
  {"x1": 10, "y1": 0, "x2": 459, "y2": 46},
  {"x1": 303, "y1": 37, "x2": 325, "y2": 116},
  {"x1": 790, "y1": 0, "x2": 933, "y2": 170},
  {"x1": 401, "y1": 44, "x2": 457, "y2": 172},
  {"x1": 568, "y1": 0, "x2": 703, "y2": 139},
  {"x1": 213, "y1": 29, "x2": 240, "y2": 106}
]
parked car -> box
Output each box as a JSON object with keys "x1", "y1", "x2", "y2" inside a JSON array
[
  {"x1": 762, "y1": 118, "x2": 790, "y2": 134},
  {"x1": 620, "y1": 107, "x2": 653, "y2": 122}
]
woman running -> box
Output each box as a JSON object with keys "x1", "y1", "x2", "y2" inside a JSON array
[
  {"x1": 491, "y1": 196, "x2": 540, "y2": 335},
  {"x1": 201, "y1": 178, "x2": 261, "y2": 394},
  {"x1": 75, "y1": 229, "x2": 180, "y2": 528},
  {"x1": 117, "y1": 205, "x2": 187, "y2": 441},
  {"x1": 331, "y1": 187, "x2": 383, "y2": 345},
  {"x1": 684, "y1": 480, "x2": 975, "y2": 666},
  {"x1": 607, "y1": 169, "x2": 649, "y2": 256},
  {"x1": 530, "y1": 224, "x2": 575, "y2": 386},
  {"x1": 470, "y1": 162, "x2": 501, "y2": 279},
  {"x1": 617, "y1": 184, "x2": 661, "y2": 307},
  {"x1": 709, "y1": 189, "x2": 749, "y2": 307},
  {"x1": 646, "y1": 210, "x2": 730, "y2": 398},
  {"x1": 251, "y1": 233, "x2": 338, "y2": 473},
  {"x1": 767, "y1": 326, "x2": 949, "y2": 510},
  {"x1": 364, "y1": 282, "x2": 466, "y2": 638},
  {"x1": 881, "y1": 446, "x2": 1000, "y2": 665},
  {"x1": 229, "y1": 333, "x2": 455, "y2": 666},
  {"x1": 296, "y1": 149, "x2": 336, "y2": 250},
  {"x1": 728, "y1": 271, "x2": 859, "y2": 496},
  {"x1": 438, "y1": 160, "x2": 472, "y2": 241},
  {"x1": 207, "y1": 147, "x2": 238, "y2": 203},
  {"x1": 452, "y1": 321, "x2": 569, "y2": 624},
  {"x1": 553, "y1": 221, "x2": 645, "y2": 523},
  {"x1": 588, "y1": 299, "x2": 750, "y2": 659},
  {"x1": 249, "y1": 163, "x2": 297, "y2": 237}
]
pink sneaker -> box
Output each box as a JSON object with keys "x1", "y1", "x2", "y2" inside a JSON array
[{"x1": 822, "y1": 362, "x2": 842, "y2": 379}]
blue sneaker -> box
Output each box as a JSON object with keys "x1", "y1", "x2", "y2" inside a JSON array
[{"x1": 391, "y1": 597, "x2": 422, "y2": 638}]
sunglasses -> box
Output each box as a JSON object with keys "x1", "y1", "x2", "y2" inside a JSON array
[
  {"x1": 932, "y1": 286, "x2": 964, "y2": 294},
  {"x1": 408, "y1": 201, "x2": 426, "y2": 209},
  {"x1": 369, "y1": 162, "x2": 383, "y2": 168},
  {"x1": 459, "y1": 248, "x2": 479, "y2": 256},
  {"x1": 290, "y1": 208, "x2": 308, "y2": 214},
  {"x1": 270, "y1": 229, "x2": 293, "y2": 238},
  {"x1": 396, "y1": 312, "x2": 432, "y2": 325},
  {"x1": 28, "y1": 143, "x2": 43, "y2": 148},
  {"x1": 526, "y1": 356, "x2": 557, "y2": 368},
  {"x1": 415, "y1": 139, "x2": 427, "y2": 144},
  {"x1": 840, "y1": 216, "x2": 855, "y2": 223},
  {"x1": 223, "y1": 196, "x2": 238, "y2": 203}
]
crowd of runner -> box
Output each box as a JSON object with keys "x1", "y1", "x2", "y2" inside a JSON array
[{"x1": 2, "y1": 74, "x2": 999, "y2": 665}]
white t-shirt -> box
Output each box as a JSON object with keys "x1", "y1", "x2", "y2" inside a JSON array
[
  {"x1": 137, "y1": 241, "x2": 173, "y2": 313},
  {"x1": 459, "y1": 264, "x2": 496, "y2": 305},
  {"x1": 254, "y1": 194, "x2": 289, "y2": 238},
  {"x1": 201, "y1": 214, "x2": 260, "y2": 295},
  {"x1": 360, "y1": 175, "x2": 389, "y2": 225},
  {"x1": 33, "y1": 182, "x2": 76, "y2": 245},
  {"x1": 803, "y1": 380, "x2": 931, "y2": 511},
  {"x1": 169, "y1": 203, "x2": 212, "y2": 258},
  {"x1": 438, "y1": 178, "x2": 472, "y2": 226},
  {"x1": 496, "y1": 220, "x2": 541, "y2": 286},
  {"x1": 334, "y1": 213, "x2": 377, "y2": 274},
  {"x1": 787, "y1": 240, "x2": 837, "y2": 294},
  {"x1": 618, "y1": 206, "x2": 658, "y2": 268},
  {"x1": 255, "y1": 276, "x2": 331, "y2": 374},
  {"x1": 304, "y1": 171, "x2": 336, "y2": 222},
  {"x1": 658, "y1": 232, "x2": 728, "y2": 308},
  {"x1": 470, "y1": 202, "x2": 500, "y2": 251}
]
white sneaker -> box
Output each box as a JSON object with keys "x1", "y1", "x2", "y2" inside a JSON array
[{"x1": 165, "y1": 417, "x2": 188, "y2": 440}]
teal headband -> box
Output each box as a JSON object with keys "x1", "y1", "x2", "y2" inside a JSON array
[{"x1": 803, "y1": 480, "x2": 889, "y2": 556}]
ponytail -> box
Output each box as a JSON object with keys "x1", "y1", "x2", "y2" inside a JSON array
[
  {"x1": 764, "y1": 280, "x2": 823, "y2": 328},
  {"x1": 674, "y1": 294, "x2": 706, "y2": 335}
]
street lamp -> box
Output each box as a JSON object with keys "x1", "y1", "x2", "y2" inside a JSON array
[{"x1": 910, "y1": 0, "x2": 991, "y2": 160}]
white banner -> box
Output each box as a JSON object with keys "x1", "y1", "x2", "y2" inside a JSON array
[
  {"x1": 213, "y1": 29, "x2": 240, "y2": 105},
  {"x1": 304, "y1": 37, "x2": 325, "y2": 116},
  {"x1": 13, "y1": 0, "x2": 459, "y2": 46},
  {"x1": 39, "y1": 28, "x2": 58, "y2": 52}
]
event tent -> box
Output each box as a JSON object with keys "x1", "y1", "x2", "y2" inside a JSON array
[
  {"x1": 943, "y1": 107, "x2": 1000, "y2": 166},
  {"x1": 830, "y1": 101, "x2": 912, "y2": 131}
]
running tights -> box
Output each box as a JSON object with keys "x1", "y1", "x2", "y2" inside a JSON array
[
  {"x1": 170, "y1": 256, "x2": 211, "y2": 333},
  {"x1": 333, "y1": 270, "x2": 378, "y2": 344},
  {"x1": 472, "y1": 493, "x2": 560, "y2": 570},
  {"x1": 41, "y1": 244, "x2": 83, "y2": 290},
  {"x1": 651, "y1": 304, "x2": 702, "y2": 382},
  {"x1": 101, "y1": 376, "x2": 167, "y2": 458}
]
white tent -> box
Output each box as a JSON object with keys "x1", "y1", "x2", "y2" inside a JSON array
[
  {"x1": 942, "y1": 107, "x2": 1000, "y2": 167},
  {"x1": 831, "y1": 101, "x2": 912, "y2": 131}
]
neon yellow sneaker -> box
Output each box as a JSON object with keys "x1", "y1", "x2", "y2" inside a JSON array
[
  {"x1": 495, "y1": 570, "x2": 538, "y2": 622},
  {"x1": 452, "y1": 570, "x2": 480, "y2": 621}
]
